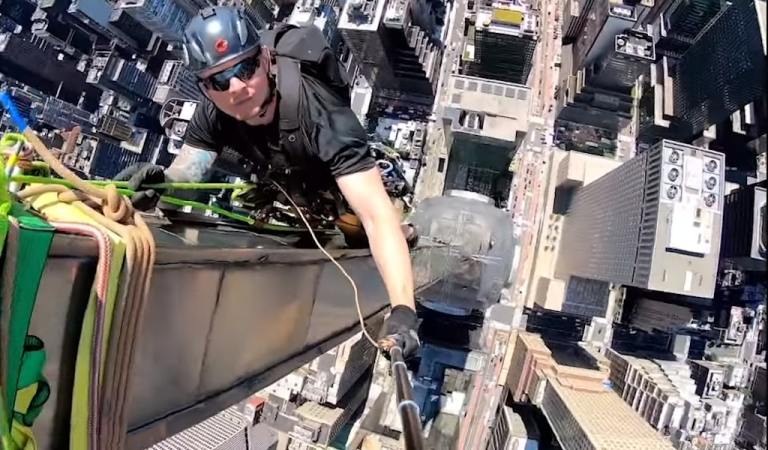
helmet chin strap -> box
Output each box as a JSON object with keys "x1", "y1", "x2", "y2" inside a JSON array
[{"x1": 262, "y1": 50, "x2": 278, "y2": 109}]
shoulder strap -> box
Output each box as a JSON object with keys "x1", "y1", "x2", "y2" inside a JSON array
[
  {"x1": 268, "y1": 25, "x2": 336, "y2": 167},
  {"x1": 276, "y1": 56, "x2": 302, "y2": 132}
]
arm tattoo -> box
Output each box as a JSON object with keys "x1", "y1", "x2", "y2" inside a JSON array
[{"x1": 165, "y1": 144, "x2": 217, "y2": 182}]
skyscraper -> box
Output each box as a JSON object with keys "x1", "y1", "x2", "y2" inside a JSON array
[
  {"x1": 586, "y1": 29, "x2": 654, "y2": 93},
  {"x1": 505, "y1": 332, "x2": 675, "y2": 450},
  {"x1": 86, "y1": 50, "x2": 157, "y2": 101},
  {"x1": 557, "y1": 1, "x2": 649, "y2": 131},
  {"x1": 720, "y1": 182, "x2": 766, "y2": 267},
  {"x1": 653, "y1": 0, "x2": 725, "y2": 59},
  {"x1": 338, "y1": 0, "x2": 443, "y2": 116},
  {"x1": 115, "y1": 0, "x2": 200, "y2": 42},
  {"x1": 441, "y1": 75, "x2": 530, "y2": 204},
  {"x1": 572, "y1": 0, "x2": 638, "y2": 76},
  {"x1": 219, "y1": 0, "x2": 278, "y2": 30},
  {"x1": 672, "y1": 0, "x2": 766, "y2": 138},
  {"x1": 563, "y1": 0, "x2": 598, "y2": 44},
  {"x1": 461, "y1": 0, "x2": 538, "y2": 85},
  {"x1": 152, "y1": 60, "x2": 200, "y2": 104},
  {"x1": 0, "y1": 30, "x2": 90, "y2": 105},
  {"x1": 288, "y1": 0, "x2": 343, "y2": 52},
  {"x1": 556, "y1": 140, "x2": 725, "y2": 298}
]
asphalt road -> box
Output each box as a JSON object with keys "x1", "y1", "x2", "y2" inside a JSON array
[
  {"x1": 509, "y1": 0, "x2": 564, "y2": 304},
  {"x1": 414, "y1": 0, "x2": 467, "y2": 202}
]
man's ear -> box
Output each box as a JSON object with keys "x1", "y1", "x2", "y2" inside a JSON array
[{"x1": 267, "y1": 49, "x2": 278, "y2": 78}]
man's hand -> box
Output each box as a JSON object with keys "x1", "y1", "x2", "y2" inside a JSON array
[
  {"x1": 378, "y1": 305, "x2": 421, "y2": 359},
  {"x1": 114, "y1": 163, "x2": 166, "y2": 211}
]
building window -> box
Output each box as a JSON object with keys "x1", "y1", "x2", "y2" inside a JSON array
[
  {"x1": 467, "y1": 81, "x2": 478, "y2": 91},
  {"x1": 517, "y1": 90, "x2": 528, "y2": 100},
  {"x1": 452, "y1": 93, "x2": 462, "y2": 104},
  {"x1": 438, "y1": 157, "x2": 446, "y2": 173},
  {"x1": 481, "y1": 83, "x2": 493, "y2": 94},
  {"x1": 505, "y1": 87, "x2": 517, "y2": 98},
  {"x1": 459, "y1": 110, "x2": 485, "y2": 130},
  {"x1": 494, "y1": 85, "x2": 504, "y2": 96},
  {"x1": 455, "y1": 79, "x2": 465, "y2": 89}
]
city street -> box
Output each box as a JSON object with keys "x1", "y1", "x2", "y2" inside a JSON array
[
  {"x1": 415, "y1": 0, "x2": 565, "y2": 304},
  {"x1": 530, "y1": 0, "x2": 563, "y2": 122},
  {"x1": 414, "y1": 0, "x2": 467, "y2": 202},
  {"x1": 509, "y1": 0, "x2": 563, "y2": 305}
]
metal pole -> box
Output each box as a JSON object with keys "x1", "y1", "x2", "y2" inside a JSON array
[{"x1": 390, "y1": 346, "x2": 426, "y2": 450}]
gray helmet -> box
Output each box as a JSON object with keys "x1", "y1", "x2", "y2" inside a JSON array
[{"x1": 182, "y1": 6, "x2": 260, "y2": 76}]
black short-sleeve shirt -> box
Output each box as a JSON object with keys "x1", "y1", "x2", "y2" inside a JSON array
[{"x1": 184, "y1": 72, "x2": 375, "y2": 181}]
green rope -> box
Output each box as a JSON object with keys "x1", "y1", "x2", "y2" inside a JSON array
[
  {"x1": 9, "y1": 175, "x2": 251, "y2": 191},
  {"x1": 0, "y1": 133, "x2": 26, "y2": 150},
  {"x1": 9, "y1": 175, "x2": 333, "y2": 232}
]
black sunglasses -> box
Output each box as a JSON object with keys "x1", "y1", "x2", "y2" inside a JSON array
[{"x1": 200, "y1": 49, "x2": 262, "y2": 92}]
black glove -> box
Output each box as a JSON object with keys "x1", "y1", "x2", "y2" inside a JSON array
[
  {"x1": 402, "y1": 223, "x2": 419, "y2": 249},
  {"x1": 378, "y1": 305, "x2": 421, "y2": 360},
  {"x1": 114, "y1": 163, "x2": 166, "y2": 211}
]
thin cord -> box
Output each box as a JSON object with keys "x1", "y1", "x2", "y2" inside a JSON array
[{"x1": 271, "y1": 181, "x2": 380, "y2": 349}]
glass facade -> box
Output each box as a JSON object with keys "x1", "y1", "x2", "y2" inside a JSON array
[{"x1": 672, "y1": 0, "x2": 766, "y2": 137}]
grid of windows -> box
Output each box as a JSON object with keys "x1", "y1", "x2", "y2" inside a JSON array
[{"x1": 672, "y1": 0, "x2": 766, "y2": 137}]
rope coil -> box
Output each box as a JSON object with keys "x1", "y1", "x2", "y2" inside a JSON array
[{"x1": 1, "y1": 92, "x2": 155, "y2": 450}]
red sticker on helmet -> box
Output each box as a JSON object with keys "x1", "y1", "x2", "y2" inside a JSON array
[{"x1": 215, "y1": 39, "x2": 229, "y2": 54}]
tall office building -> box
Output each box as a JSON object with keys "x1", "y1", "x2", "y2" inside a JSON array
[
  {"x1": 461, "y1": 0, "x2": 538, "y2": 85},
  {"x1": 563, "y1": 0, "x2": 597, "y2": 44},
  {"x1": 505, "y1": 332, "x2": 675, "y2": 450},
  {"x1": 338, "y1": 0, "x2": 443, "y2": 116},
  {"x1": 721, "y1": 183, "x2": 766, "y2": 269},
  {"x1": 636, "y1": 58, "x2": 688, "y2": 144},
  {"x1": 97, "y1": 108, "x2": 134, "y2": 141},
  {"x1": 38, "y1": 97, "x2": 97, "y2": 130},
  {"x1": 0, "y1": 30, "x2": 90, "y2": 105},
  {"x1": 653, "y1": 0, "x2": 725, "y2": 59},
  {"x1": 219, "y1": 0, "x2": 278, "y2": 30},
  {"x1": 672, "y1": 0, "x2": 766, "y2": 139},
  {"x1": 259, "y1": 331, "x2": 378, "y2": 448},
  {"x1": 556, "y1": 140, "x2": 726, "y2": 298},
  {"x1": 486, "y1": 405, "x2": 540, "y2": 450},
  {"x1": 147, "y1": 406, "x2": 251, "y2": 450},
  {"x1": 558, "y1": 1, "x2": 651, "y2": 131},
  {"x1": 605, "y1": 349, "x2": 746, "y2": 447},
  {"x1": 560, "y1": 29, "x2": 653, "y2": 130},
  {"x1": 37, "y1": 0, "x2": 159, "y2": 55},
  {"x1": 115, "y1": 0, "x2": 200, "y2": 43},
  {"x1": 288, "y1": 0, "x2": 343, "y2": 52},
  {"x1": 524, "y1": 307, "x2": 590, "y2": 343},
  {"x1": 441, "y1": 75, "x2": 530, "y2": 204},
  {"x1": 586, "y1": 29, "x2": 654, "y2": 93},
  {"x1": 30, "y1": 3, "x2": 96, "y2": 59},
  {"x1": 87, "y1": 50, "x2": 157, "y2": 101},
  {"x1": 572, "y1": 0, "x2": 638, "y2": 76},
  {"x1": 152, "y1": 60, "x2": 200, "y2": 104}
]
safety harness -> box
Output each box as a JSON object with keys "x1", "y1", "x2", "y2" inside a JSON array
[{"x1": 256, "y1": 24, "x2": 350, "y2": 212}]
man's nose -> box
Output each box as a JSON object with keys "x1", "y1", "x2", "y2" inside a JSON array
[{"x1": 228, "y1": 76, "x2": 247, "y2": 94}]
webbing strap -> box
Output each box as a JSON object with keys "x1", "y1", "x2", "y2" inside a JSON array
[
  {"x1": 277, "y1": 56, "x2": 302, "y2": 131},
  {"x1": 27, "y1": 193, "x2": 126, "y2": 450},
  {"x1": 1, "y1": 205, "x2": 54, "y2": 428},
  {"x1": 13, "y1": 336, "x2": 49, "y2": 427}
]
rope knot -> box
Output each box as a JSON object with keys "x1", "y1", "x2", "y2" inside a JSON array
[{"x1": 102, "y1": 184, "x2": 133, "y2": 223}]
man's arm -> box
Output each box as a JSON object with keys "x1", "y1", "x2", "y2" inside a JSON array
[
  {"x1": 336, "y1": 168, "x2": 415, "y2": 311},
  {"x1": 165, "y1": 144, "x2": 217, "y2": 182}
]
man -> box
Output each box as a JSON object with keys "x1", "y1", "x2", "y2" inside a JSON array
[{"x1": 117, "y1": 6, "x2": 419, "y2": 358}]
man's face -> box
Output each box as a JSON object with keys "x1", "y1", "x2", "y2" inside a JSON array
[{"x1": 201, "y1": 47, "x2": 277, "y2": 126}]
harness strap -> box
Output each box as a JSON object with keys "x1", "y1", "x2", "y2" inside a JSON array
[{"x1": 0, "y1": 203, "x2": 54, "y2": 450}]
